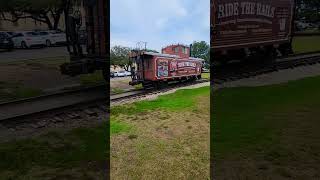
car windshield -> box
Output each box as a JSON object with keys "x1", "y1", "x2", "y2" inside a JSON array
[{"x1": 119, "y1": 71, "x2": 125, "y2": 73}]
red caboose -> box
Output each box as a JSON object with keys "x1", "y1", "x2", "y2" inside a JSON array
[{"x1": 129, "y1": 44, "x2": 204, "y2": 89}]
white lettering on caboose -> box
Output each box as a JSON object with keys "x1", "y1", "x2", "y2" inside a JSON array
[
  {"x1": 177, "y1": 62, "x2": 196, "y2": 68},
  {"x1": 218, "y1": 2, "x2": 275, "y2": 19}
]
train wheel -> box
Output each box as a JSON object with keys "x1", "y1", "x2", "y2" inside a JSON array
[
  {"x1": 158, "y1": 81, "x2": 168, "y2": 89},
  {"x1": 278, "y1": 43, "x2": 293, "y2": 57},
  {"x1": 143, "y1": 81, "x2": 155, "y2": 90},
  {"x1": 153, "y1": 82, "x2": 159, "y2": 89},
  {"x1": 263, "y1": 46, "x2": 277, "y2": 64}
]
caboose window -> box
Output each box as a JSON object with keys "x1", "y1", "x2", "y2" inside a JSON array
[
  {"x1": 174, "y1": 47, "x2": 179, "y2": 53},
  {"x1": 182, "y1": 47, "x2": 187, "y2": 54}
]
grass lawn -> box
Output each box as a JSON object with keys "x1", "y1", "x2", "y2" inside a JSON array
[
  {"x1": 0, "y1": 81, "x2": 43, "y2": 103},
  {"x1": 213, "y1": 76, "x2": 320, "y2": 179},
  {"x1": 111, "y1": 86, "x2": 210, "y2": 179},
  {"x1": 292, "y1": 36, "x2": 320, "y2": 54},
  {"x1": 80, "y1": 70, "x2": 105, "y2": 86},
  {"x1": 111, "y1": 87, "x2": 125, "y2": 94},
  {"x1": 0, "y1": 123, "x2": 108, "y2": 179},
  {"x1": 202, "y1": 72, "x2": 210, "y2": 80}
]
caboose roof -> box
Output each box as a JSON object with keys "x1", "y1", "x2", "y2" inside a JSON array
[
  {"x1": 143, "y1": 51, "x2": 179, "y2": 58},
  {"x1": 136, "y1": 51, "x2": 204, "y2": 61},
  {"x1": 129, "y1": 51, "x2": 204, "y2": 61}
]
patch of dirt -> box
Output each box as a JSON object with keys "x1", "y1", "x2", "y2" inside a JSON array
[
  {"x1": 110, "y1": 77, "x2": 133, "y2": 91},
  {"x1": 1, "y1": 163, "x2": 106, "y2": 180},
  {"x1": 0, "y1": 62, "x2": 80, "y2": 92}
]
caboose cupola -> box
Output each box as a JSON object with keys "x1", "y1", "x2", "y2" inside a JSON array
[{"x1": 161, "y1": 44, "x2": 190, "y2": 58}]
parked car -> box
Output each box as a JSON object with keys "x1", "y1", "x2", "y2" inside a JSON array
[
  {"x1": 114, "y1": 71, "x2": 126, "y2": 77},
  {"x1": 0, "y1": 32, "x2": 14, "y2": 51},
  {"x1": 110, "y1": 71, "x2": 115, "y2": 78},
  {"x1": 5, "y1": 32, "x2": 15, "y2": 37},
  {"x1": 39, "y1": 30, "x2": 67, "y2": 47},
  {"x1": 11, "y1": 32, "x2": 45, "y2": 48},
  {"x1": 202, "y1": 68, "x2": 209, "y2": 73},
  {"x1": 125, "y1": 71, "x2": 131, "y2": 76}
]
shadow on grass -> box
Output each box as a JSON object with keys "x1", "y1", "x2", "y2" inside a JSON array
[
  {"x1": 213, "y1": 76, "x2": 320, "y2": 179},
  {"x1": 0, "y1": 123, "x2": 108, "y2": 179}
]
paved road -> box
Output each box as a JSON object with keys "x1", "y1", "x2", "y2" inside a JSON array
[{"x1": 0, "y1": 47, "x2": 69, "y2": 62}]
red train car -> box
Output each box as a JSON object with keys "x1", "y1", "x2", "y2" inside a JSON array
[
  {"x1": 211, "y1": 0, "x2": 295, "y2": 63},
  {"x1": 129, "y1": 44, "x2": 204, "y2": 88}
]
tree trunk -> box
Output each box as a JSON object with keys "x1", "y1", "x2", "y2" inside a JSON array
[
  {"x1": 44, "y1": 15, "x2": 53, "y2": 30},
  {"x1": 52, "y1": 9, "x2": 63, "y2": 30},
  {"x1": 124, "y1": 65, "x2": 129, "y2": 71},
  {"x1": 53, "y1": 13, "x2": 61, "y2": 30}
]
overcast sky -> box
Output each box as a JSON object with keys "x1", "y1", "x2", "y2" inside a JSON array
[{"x1": 110, "y1": 0, "x2": 209, "y2": 52}]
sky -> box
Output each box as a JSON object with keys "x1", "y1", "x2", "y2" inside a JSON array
[{"x1": 110, "y1": 0, "x2": 210, "y2": 52}]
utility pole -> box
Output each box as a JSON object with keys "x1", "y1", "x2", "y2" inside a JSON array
[{"x1": 136, "y1": 41, "x2": 147, "y2": 51}]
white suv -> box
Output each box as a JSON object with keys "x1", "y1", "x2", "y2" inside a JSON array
[
  {"x1": 11, "y1": 32, "x2": 45, "y2": 48},
  {"x1": 39, "y1": 30, "x2": 66, "y2": 47},
  {"x1": 114, "y1": 71, "x2": 126, "y2": 77},
  {"x1": 125, "y1": 71, "x2": 131, "y2": 76}
]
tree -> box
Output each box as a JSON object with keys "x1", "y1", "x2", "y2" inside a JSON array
[
  {"x1": 296, "y1": 0, "x2": 320, "y2": 23},
  {"x1": 145, "y1": 49, "x2": 159, "y2": 53},
  {"x1": 110, "y1": 45, "x2": 131, "y2": 71},
  {"x1": 0, "y1": 0, "x2": 72, "y2": 30},
  {"x1": 191, "y1": 41, "x2": 210, "y2": 67}
]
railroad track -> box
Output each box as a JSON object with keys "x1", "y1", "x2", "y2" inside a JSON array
[
  {"x1": 0, "y1": 79, "x2": 209, "y2": 124},
  {"x1": 110, "y1": 78, "x2": 210, "y2": 105},
  {"x1": 1, "y1": 52, "x2": 320, "y2": 123},
  {"x1": 213, "y1": 52, "x2": 320, "y2": 84},
  {"x1": 0, "y1": 85, "x2": 107, "y2": 122}
]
